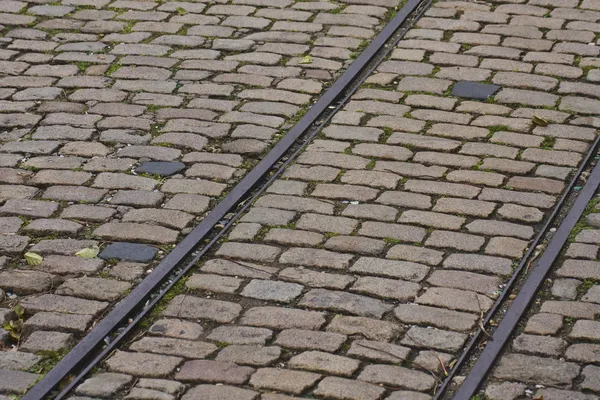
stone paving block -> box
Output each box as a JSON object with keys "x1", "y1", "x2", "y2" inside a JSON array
[
  {"x1": 240, "y1": 307, "x2": 325, "y2": 330},
  {"x1": 376, "y1": 189, "x2": 433, "y2": 209},
  {"x1": 21, "y1": 330, "x2": 73, "y2": 352},
  {"x1": 21, "y1": 294, "x2": 108, "y2": 316},
  {"x1": 106, "y1": 351, "x2": 182, "y2": 378},
  {"x1": 394, "y1": 304, "x2": 476, "y2": 332},
  {"x1": 241, "y1": 279, "x2": 303, "y2": 303},
  {"x1": 326, "y1": 315, "x2": 400, "y2": 342},
  {"x1": 201, "y1": 259, "x2": 277, "y2": 280},
  {"x1": 216, "y1": 242, "x2": 280, "y2": 263},
  {"x1": 279, "y1": 247, "x2": 353, "y2": 270},
  {"x1": 417, "y1": 287, "x2": 492, "y2": 313},
  {"x1": 427, "y1": 270, "x2": 501, "y2": 295},
  {"x1": 56, "y1": 277, "x2": 131, "y2": 302},
  {"x1": 0, "y1": 369, "x2": 40, "y2": 394},
  {"x1": 493, "y1": 354, "x2": 579, "y2": 386},
  {"x1": 94, "y1": 222, "x2": 179, "y2": 244},
  {"x1": 425, "y1": 230, "x2": 485, "y2": 252},
  {"x1": 314, "y1": 376, "x2": 386, "y2": 400},
  {"x1": 512, "y1": 333, "x2": 567, "y2": 356},
  {"x1": 215, "y1": 345, "x2": 281, "y2": 367},
  {"x1": 540, "y1": 301, "x2": 600, "y2": 319},
  {"x1": 149, "y1": 319, "x2": 204, "y2": 341},
  {"x1": 358, "y1": 364, "x2": 436, "y2": 392},
  {"x1": 186, "y1": 273, "x2": 242, "y2": 294},
  {"x1": 249, "y1": 368, "x2": 321, "y2": 394},
  {"x1": 0, "y1": 350, "x2": 39, "y2": 374},
  {"x1": 207, "y1": 326, "x2": 272, "y2": 346},
  {"x1": 350, "y1": 257, "x2": 429, "y2": 281},
  {"x1": 181, "y1": 385, "x2": 258, "y2": 400},
  {"x1": 76, "y1": 373, "x2": 133, "y2": 398},
  {"x1": 351, "y1": 276, "x2": 420, "y2": 301},
  {"x1": 485, "y1": 383, "x2": 527, "y2": 400},
  {"x1": 300, "y1": 288, "x2": 393, "y2": 318},
  {"x1": 288, "y1": 351, "x2": 360, "y2": 377},
  {"x1": 175, "y1": 360, "x2": 255, "y2": 384},
  {"x1": 24, "y1": 312, "x2": 93, "y2": 334},
  {"x1": 278, "y1": 267, "x2": 354, "y2": 290},
  {"x1": 162, "y1": 295, "x2": 242, "y2": 323}
]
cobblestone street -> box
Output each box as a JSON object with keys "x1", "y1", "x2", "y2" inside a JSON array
[{"x1": 1, "y1": 0, "x2": 600, "y2": 398}]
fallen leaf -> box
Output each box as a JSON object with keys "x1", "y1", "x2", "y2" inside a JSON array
[
  {"x1": 299, "y1": 55, "x2": 312, "y2": 64},
  {"x1": 532, "y1": 115, "x2": 548, "y2": 127},
  {"x1": 75, "y1": 245, "x2": 100, "y2": 259},
  {"x1": 13, "y1": 304, "x2": 24, "y2": 318},
  {"x1": 24, "y1": 252, "x2": 43, "y2": 266}
]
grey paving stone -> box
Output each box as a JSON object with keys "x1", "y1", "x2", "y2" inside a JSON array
[
  {"x1": 241, "y1": 279, "x2": 304, "y2": 303},
  {"x1": 21, "y1": 294, "x2": 108, "y2": 316},
  {"x1": 21, "y1": 330, "x2": 73, "y2": 352},
  {"x1": 314, "y1": 377, "x2": 385, "y2": 400},
  {"x1": 99, "y1": 242, "x2": 158, "y2": 263},
  {"x1": 493, "y1": 354, "x2": 579, "y2": 386},
  {"x1": 401, "y1": 326, "x2": 467, "y2": 353},
  {"x1": 451, "y1": 81, "x2": 500, "y2": 100},
  {"x1": 216, "y1": 345, "x2": 281, "y2": 367},
  {"x1": 0, "y1": 369, "x2": 40, "y2": 394},
  {"x1": 148, "y1": 319, "x2": 203, "y2": 341},
  {"x1": 24, "y1": 312, "x2": 94, "y2": 334},
  {"x1": 326, "y1": 315, "x2": 400, "y2": 342},
  {"x1": 181, "y1": 385, "x2": 258, "y2": 400},
  {"x1": 162, "y1": 295, "x2": 242, "y2": 323},
  {"x1": 288, "y1": 351, "x2": 360, "y2": 376},
  {"x1": 56, "y1": 277, "x2": 131, "y2": 302},
  {"x1": 512, "y1": 333, "x2": 567, "y2": 356},
  {"x1": 207, "y1": 326, "x2": 272, "y2": 346},
  {"x1": 299, "y1": 288, "x2": 393, "y2": 318},
  {"x1": 358, "y1": 364, "x2": 436, "y2": 392},
  {"x1": 347, "y1": 339, "x2": 410, "y2": 363},
  {"x1": 394, "y1": 304, "x2": 476, "y2": 332},
  {"x1": 136, "y1": 161, "x2": 185, "y2": 177},
  {"x1": 76, "y1": 373, "x2": 133, "y2": 398},
  {"x1": 275, "y1": 329, "x2": 346, "y2": 352},
  {"x1": 485, "y1": 382, "x2": 526, "y2": 400},
  {"x1": 130, "y1": 337, "x2": 217, "y2": 359},
  {"x1": 106, "y1": 351, "x2": 182, "y2": 378},
  {"x1": 0, "y1": 351, "x2": 40, "y2": 370},
  {"x1": 186, "y1": 273, "x2": 242, "y2": 294}
]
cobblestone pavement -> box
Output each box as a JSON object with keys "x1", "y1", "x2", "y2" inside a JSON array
[
  {"x1": 2, "y1": 0, "x2": 600, "y2": 397},
  {"x1": 31, "y1": 0, "x2": 600, "y2": 398},
  {"x1": 480, "y1": 192, "x2": 600, "y2": 400},
  {"x1": 0, "y1": 0, "x2": 406, "y2": 393}
]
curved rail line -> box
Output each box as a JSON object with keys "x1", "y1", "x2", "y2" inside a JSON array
[
  {"x1": 435, "y1": 136, "x2": 600, "y2": 399},
  {"x1": 22, "y1": 0, "x2": 433, "y2": 398}
]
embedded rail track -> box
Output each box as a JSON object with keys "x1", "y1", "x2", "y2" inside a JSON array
[
  {"x1": 22, "y1": 0, "x2": 434, "y2": 397},
  {"x1": 436, "y1": 136, "x2": 600, "y2": 399}
]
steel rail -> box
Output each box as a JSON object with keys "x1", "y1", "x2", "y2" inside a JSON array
[
  {"x1": 435, "y1": 136, "x2": 600, "y2": 400},
  {"x1": 23, "y1": 0, "x2": 432, "y2": 397}
]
